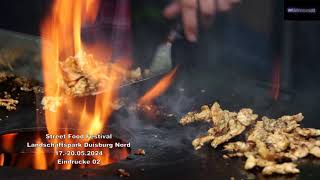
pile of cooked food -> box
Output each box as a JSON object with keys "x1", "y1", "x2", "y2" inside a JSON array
[
  {"x1": 59, "y1": 52, "x2": 151, "y2": 97},
  {"x1": 41, "y1": 52, "x2": 153, "y2": 111},
  {"x1": 0, "y1": 72, "x2": 41, "y2": 111},
  {"x1": 180, "y1": 102, "x2": 320, "y2": 175}
]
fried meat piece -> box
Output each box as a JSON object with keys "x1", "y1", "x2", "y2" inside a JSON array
[
  {"x1": 129, "y1": 67, "x2": 142, "y2": 81},
  {"x1": 295, "y1": 127, "x2": 320, "y2": 137},
  {"x1": 0, "y1": 98, "x2": 18, "y2": 111},
  {"x1": 309, "y1": 146, "x2": 320, "y2": 158},
  {"x1": 182, "y1": 102, "x2": 257, "y2": 149},
  {"x1": 60, "y1": 53, "x2": 108, "y2": 96},
  {"x1": 244, "y1": 153, "x2": 257, "y2": 170},
  {"x1": 210, "y1": 119, "x2": 246, "y2": 148},
  {"x1": 59, "y1": 52, "x2": 152, "y2": 97},
  {"x1": 223, "y1": 152, "x2": 244, "y2": 159},
  {"x1": 192, "y1": 134, "x2": 215, "y2": 150},
  {"x1": 237, "y1": 108, "x2": 258, "y2": 126},
  {"x1": 182, "y1": 102, "x2": 320, "y2": 176},
  {"x1": 262, "y1": 163, "x2": 300, "y2": 175},
  {"x1": 226, "y1": 113, "x2": 320, "y2": 175},
  {"x1": 41, "y1": 96, "x2": 63, "y2": 112},
  {"x1": 180, "y1": 105, "x2": 211, "y2": 125},
  {"x1": 224, "y1": 141, "x2": 255, "y2": 153},
  {"x1": 210, "y1": 102, "x2": 225, "y2": 125},
  {"x1": 262, "y1": 114, "x2": 302, "y2": 133},
  {"x1": 244, "y1": 153, "x2": 275, "y2": 170},
  {"x1": 265, "y1": 131, "x2": 290, "y2": 152}
]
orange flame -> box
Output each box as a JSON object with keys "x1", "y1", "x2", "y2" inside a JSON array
[
  {"x1": 0, "y1": 0, "x2": 179, "y2": 170},
  {"x1": 37, "y1": 0, "x2": 129, "y2": 170},
  {"x1": 0, "y1": 154, "x2": 3, "y2": 166},
  {"x1": 139, "y1": 67, "x2": 178, "y2": 105},
  {"x1": 1, "y1": 133, "x2": 17, "y2": 152},
  {"x1": 33, "y1": 136, "x2": 48, "y2": 170}
]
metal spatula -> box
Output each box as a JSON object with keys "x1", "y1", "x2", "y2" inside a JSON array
[
  {"x1": 149, "y1": 23, "x2": 183, "y2": 74},
  {"x1": 89, "y1": 23, "x2": 183, "y2": 96}
]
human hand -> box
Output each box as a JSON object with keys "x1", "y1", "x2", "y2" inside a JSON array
[{"x1": 163, "y1": 0, "x2": 240, "y2": 42}]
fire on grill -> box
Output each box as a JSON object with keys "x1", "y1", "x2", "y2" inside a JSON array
[
  {"x1": 0, "y1": 0, "x2": 123, "y2": 170},
  {"x1": 0, "y1": 0, "x2": 178, "y2": 171},
  {"x1": 180, "y1": 102, "x2": 320, "y2": 175},
  {"x1": 0, "y1": 131, "x2": 130, "y2": 169}
]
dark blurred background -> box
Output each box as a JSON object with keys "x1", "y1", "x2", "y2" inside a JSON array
[{"x1": 0, "y1": 0, "x2": 50, "y2": 35}]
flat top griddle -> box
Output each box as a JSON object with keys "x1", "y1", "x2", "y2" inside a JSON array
[
  {"x1": 1, "y1": 28, "x2": 320, "y2": 180},
  {"x1": 1, "y1": 67, "x2": 320, "y2": 180}
]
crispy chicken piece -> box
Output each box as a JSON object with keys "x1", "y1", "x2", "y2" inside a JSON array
[
  {"x1": 256, "y1": 141, "x2": 277, "y2": 160},
  {"x1": 244, "y1": 153, "x2": 257, "y2": 170},
  {"x1": 0, "y1": 98, "x2": 18, "y2": 111},
  {"x1": 129, "y1": 67, "x2": 142, "y2": 81},
  {"x1": 261, "y1": 114, "x2": 303, "y2": 133},
  {"x1": 207, "y1": 108, "x2": 251, "y2": 149},
  {"x1": 279, "y1": 113, "x2": 304, "y2": 122},
  {"x1": 196, "y1": 106, "x2": 212, "y2": 122},
  {"x1": 244, "y1": 153, "x2": 276, "y2": 170},
  {"x1": 247, "y1": 121, "x2": 268, "y2": 142},
  {"x1": 255, "y1": 158, "x2": 276, "y2": 168},
  {"x1": 265, "y1": 131, "x2": 289, "y2": 152},
  {"x1": 236, "y1": 113, "x2": 320, "y2": 174},
  {"x1": 211, "y1": 110, "x2": 238, "y2": 133},
  {"x1": 180, "y1": 105, "x2": 211, "y2": 125},
  {"x1": 309, "y1": 146, "x2": 320, "y2": 158},
  {"x1": 237, "y1": 109, "x2": 258, "y2": 126},
  {"x1": 262, "y1": 163, "x2": 300, "y2": 175},
  {"x1": 223, "y1": 152, "x2": 244, "y2": 159},
  {"x1": 41, "y1": 96, "x2": 63, "y2": 112},
  {"x1": 210, "y1": 119, "x2": 246, "y2": 148},
  {"x1": 289, "y1": 145, "x2": 309, "y2": 159},
  {"x1": 60, "y1": 53, "x2": 109, "y2": 96},
  {"x1": 182, "y1": 102, "x2": 320, "y2": 176},
  {"x1": 295, "y1": 127, "x2": 320, "y2": 137},
  {"x1": 179, "y1": 112, "x2": 197, "y2": 125},
  {"x1": 59, "y1": 52, "x2": 147, "y2": 97},
  {"x1": 224, "y1": 141, "x2": 254, "y2": 153},
  {"x1": 288, "y1": 137, "x2": 311, "y2": 159},
  {"x1": 192, "y1": 134, "x2": 215, "y2": 150},
  {"x1": 210, "y1": 102, "x2": 224, "y2": 125},
  {"x1": 183, "y1": 102, "x2": 257, "y2": 149},
  {"x1": 246, "y1": 122, "x2": 277, "y2": 160}
]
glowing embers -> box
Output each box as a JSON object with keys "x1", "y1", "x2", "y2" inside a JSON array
[{"x1": 0, "y1": 131, "x2": 130, "y2": 170}]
